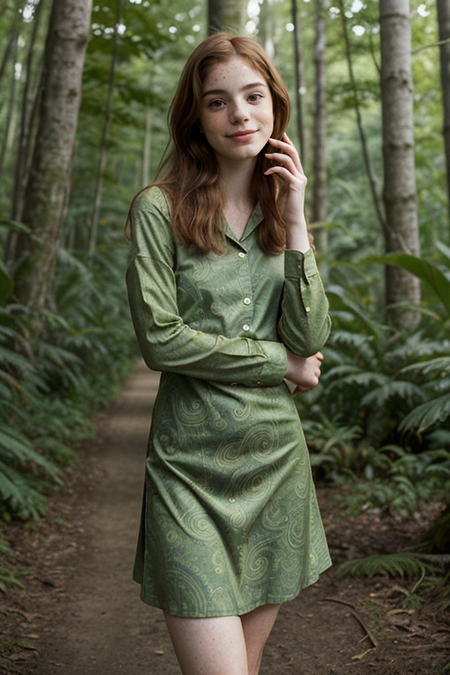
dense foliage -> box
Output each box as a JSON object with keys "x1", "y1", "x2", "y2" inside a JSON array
[
  {"x1": 297, "y1": 248, "x2": 450, "y2": 516},
  {"x1": 0, "y1": 220, "x2": 136, "y2": 586}
]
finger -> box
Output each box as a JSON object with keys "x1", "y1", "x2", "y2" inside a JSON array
[
  {"x1": 268, "y1": 137, "x2": 304, "y2": 174},
  {"x1": 267, "y1": 137, "x2": 298, "y2": 157},
  {"x1": 284, "y1": 133, "x2": 305, "y2": 173},
  {"x1": 264, "y1": 165, "x2": 307, "y2": 188},
  {"x1": 264, "y1": 151, "x2": 300, "y2": 175},
  {"x1": 268, "y1": 137, "x2": 296, "y2": 155}
]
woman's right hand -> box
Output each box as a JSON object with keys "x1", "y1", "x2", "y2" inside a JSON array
[{"x1": 285, "y1": 349, "x2": 324, "y2": 396}]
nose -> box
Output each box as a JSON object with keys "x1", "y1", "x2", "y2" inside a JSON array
[{"x1": 230, "y1": 100, "x2": 249, "y2": 123}]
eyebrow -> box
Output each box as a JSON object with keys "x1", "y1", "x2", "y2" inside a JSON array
[{"x1": 202, "y1": 81, "x2": 268, "y2": 98}]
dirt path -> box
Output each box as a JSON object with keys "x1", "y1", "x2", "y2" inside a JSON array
[
  {"x1": 1, "y1": 362, "x2": 449, "y2": 675},
  {"x1": 28, "y1": 365, "x2": 180, "y2": 675}
]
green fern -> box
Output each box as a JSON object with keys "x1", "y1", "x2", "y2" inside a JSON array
[
  {"x1": 34, "y1": 437, "x2": 76, "y2": 467},
  {"x1": 361, "y1": 380, "x2": 425, "y2": 408},
  {"x1": 0, "y1": 461, "x2": 49, "y2": 520},
  {"x1": 400, "y1": 393, "x2": 450, "y2": 432},
  {"x1": 335, "y1": 552, "x2": 437, "y2": 580},
  {"x1": 0, "y1": 427, "x2": 60, "y2": 480},
  {"x1": 0, "y1": 538, "x2": 23, "y2": 591},
  {"x1": 327, "y1": 284, "x2": 387, "y2": 346},
  {"x1": 336, "y1": 552, "x2": 450, "y2": 613},
  {"x1": 401, "y1": 356, "x2": 450, "y2": 377}
]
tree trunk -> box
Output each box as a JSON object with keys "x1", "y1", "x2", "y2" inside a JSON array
[
  {"x1": 258, "y1": 0, "x2": 275, "y2": 60},
  {"x1": 0, "y1": 34, "x2": 18, "y2": 181},
  {"x1": 87, "y1": 0, "x2": 122, "y2": 257},
  {"x1": 311, "y1": 0, "x2": 328, "y2": 263},
  {"x1": 291, "y1": 0, "x2": 306, "y2": 161},
  {"x1": 14, "y1": 0, "x2": 92, "y2": 309},
  {"x1": 380, "y1": 0, "x2": 421, "y2": 329},
  {"x1": 207, "y1": 0, "x2": 246, "y2": 35},
  {"x1": 339, "y1": 0, "x2": 386, "y2": 236},
  {"x1": 142, "y1": 108, "x2": 152, "y2": 187},
  {"x1": 12, "y1": 0, "x2": 47, "y2": 223},
  {"x1": 437, "y1": 0, "x2": 450, "y2": 227},
  {"x1": 0, "y1": 28, "x2": 18, "y2": 87}
]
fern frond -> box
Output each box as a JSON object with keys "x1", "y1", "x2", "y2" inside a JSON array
[
  {"x1": 327, "y1": 285, "x2": 387, "y2": 343},
  {"x1": 335, "y1": 553, "x2": 434, "y2": 580},
  {"x1": 329, "y1": 330, "x2": 373, "y2": 349},
  {"x1": 0, "y1": 464, "x2": 25, "y2": 504},
  {"x1": 0, "y1": 461, "x2": 49, "y2": 519},
  {"x1": 326, "y1": 369, "x2": 388, "y2": 389},
  {"x1": 361, "y1": 381, "x2": 425, "y2": 408},
  {"x1": 0, "y1": 427, "x2": 60, "y2": 480},
  {"x1": 399, "y1": 393, "x2": 450, "y2": 432},
  {"x1": 400, "y1": 356, "x2": 450, "y2": 377},
  {"x1": 0, "y1": 345, "x2": 31, "y2": 370}
]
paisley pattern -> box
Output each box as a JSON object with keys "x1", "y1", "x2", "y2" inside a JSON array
[{"x1": 127, "y1": 187, "x2": 332, "y2": 617}]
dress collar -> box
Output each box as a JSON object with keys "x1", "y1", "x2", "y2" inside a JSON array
[{"x1": 223, "y1": 202, "x2": 264, "y2": 246}]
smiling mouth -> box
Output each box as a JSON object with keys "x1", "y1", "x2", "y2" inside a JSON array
[{"x1": 227, "y1": 130, "x2": 257, "y2": 141}]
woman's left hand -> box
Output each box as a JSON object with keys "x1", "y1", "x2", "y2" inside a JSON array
[
  {"x1": 264, "y1": 133, "x2": 310, "y2": 252},
  {"x1": 285, "y1": 350, "x2": 324, "y2": 397}
]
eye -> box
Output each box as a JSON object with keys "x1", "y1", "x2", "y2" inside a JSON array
[
  {"x1": 209, "y1": 99, "x2": 226, "y2": 108},
  {"x1": 247, "y1": 93, "x2": 263, "y2": 102}
]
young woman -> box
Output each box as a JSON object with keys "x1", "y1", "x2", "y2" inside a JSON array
[{"x1": 126, "y1": 32, "x2": 331, "y2": 675}]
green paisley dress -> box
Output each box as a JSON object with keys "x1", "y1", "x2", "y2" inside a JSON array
[{"x1": 126, "y1": 187, "x2": 332, "y2": 618}]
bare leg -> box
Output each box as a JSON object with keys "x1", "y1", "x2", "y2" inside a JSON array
[
  {"x1": 164, "y1": 603, "x2": 281, "y2": 675},
  {"x1": 164, "y1": 612, "x2": 248, "y2": 675},
  {"x1": 241, "y1": 604, "x2": 281, "y2": 675}
]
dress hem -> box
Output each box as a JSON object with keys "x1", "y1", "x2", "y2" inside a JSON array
[{"x1": 134, "y1": 559, "x2": 333, "y2": 618}]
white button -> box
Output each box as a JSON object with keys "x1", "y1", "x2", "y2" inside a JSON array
[
  {"x1": 238, "y1": 251, "x2": 246, "y2": 258},
  {"x1": 243, "y1": 324, "x2": 250, "y2": 331},
  {"x1": 243, "y1": 297, "x2": 251, "y2": 305},
  {"x1": 305, "y1": 306, "x2": 311, "y2": 313}
]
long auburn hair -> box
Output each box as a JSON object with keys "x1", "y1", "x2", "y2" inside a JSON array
[{"x1": 129, "y1": 33, "x2": 291, "y2": 255}]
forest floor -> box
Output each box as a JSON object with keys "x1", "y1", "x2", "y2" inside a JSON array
[{"x1": 0, "y1": 361, "x2": 449, "y2": 675}]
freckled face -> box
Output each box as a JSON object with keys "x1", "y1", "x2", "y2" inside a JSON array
[{"x1": 198, "y1": 56, "x2": 274, "y2": 169}]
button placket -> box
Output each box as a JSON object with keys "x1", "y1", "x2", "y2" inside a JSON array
[{"x1": 236, "y1": 244, "x2": 254, "y2": 335}]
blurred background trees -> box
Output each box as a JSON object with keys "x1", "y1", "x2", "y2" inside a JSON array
[{"x1": 0, "y1": 0, "x2": 448, "y2": 607}]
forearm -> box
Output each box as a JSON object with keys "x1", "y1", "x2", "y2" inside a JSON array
[{"x1": 285, "y1": 219, "x2": 310, "y2": 254}]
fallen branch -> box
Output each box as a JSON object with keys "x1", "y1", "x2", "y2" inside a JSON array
[{"x1": 322, "y1": 597, "x2": 379, "y2": 648}]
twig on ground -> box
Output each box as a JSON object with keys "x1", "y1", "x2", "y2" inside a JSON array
[{"x1": 322, "y1": 597, "x2": 379, "y2": 648}]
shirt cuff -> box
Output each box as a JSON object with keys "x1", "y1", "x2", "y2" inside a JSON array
[
  {"x1": 255, "y1": 341, "x2": 287, "y2": 387},
  {"x1": 284, "y1": 248, "x2": 319, "y2": 284}
]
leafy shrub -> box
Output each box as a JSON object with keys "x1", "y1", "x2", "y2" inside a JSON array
[
  {"x1": 0, "y1": 223, "x2": 137, "y2": 524},
  {"x1": 298, "y1": 246, "x2": 450, "y2": 515}
]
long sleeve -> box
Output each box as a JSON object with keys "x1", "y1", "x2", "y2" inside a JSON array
[
  {"x1": 126, "y1": 190, "x2": 287, "y2": 387},
  {"x1": 278, "y1": 249, "x2": 331, "y2": 357}
]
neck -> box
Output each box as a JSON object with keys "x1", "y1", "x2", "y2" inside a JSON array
[
  {"x1": 218, "y1": 159, "x2": 258, "y2": 240},
  {"x1": 217, "y1": 158, "x2": 256, "y2": 209}
]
